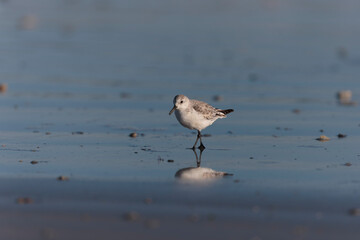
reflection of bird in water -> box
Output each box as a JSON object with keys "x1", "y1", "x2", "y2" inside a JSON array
[
  {"x1": 169, "y1": 95, "x2": 233, "y2": 150},
  {"x1": 175, "y1": 148, "x2": 233, "y2": 180}
]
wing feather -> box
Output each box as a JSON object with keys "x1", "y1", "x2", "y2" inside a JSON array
[{"x1": 192, "y1": 100, "x2": 217, "y2": 120}]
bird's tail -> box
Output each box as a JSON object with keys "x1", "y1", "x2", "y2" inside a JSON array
[
  {"x1": 216, "y1": 109, "x2": 234, "y2": 118},
  {"x1": 219, "y1": 109, "x2": 234, "y2": 115}
]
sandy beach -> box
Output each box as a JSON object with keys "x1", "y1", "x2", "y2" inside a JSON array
[{"x1": 1, "y1": 0, "x2": 360, "y2": 239}]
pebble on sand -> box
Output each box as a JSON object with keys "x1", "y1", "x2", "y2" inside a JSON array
[
  {"x1": 0, "y1": 83, "x2": 7, "y2": 93},
  {"x1": 292, "y1": 109, "x2": 301, "y2": 114},
  {"x1": 16, "y1": 197, "x2": 33, "y2": 204},
  {"x1": 144, "y1": 219, "x2": 160, "y2": 229},
  {"x1": 129, "y1": 132, "x2": 137, "y2": 138},
  {"x1": 30, "y1": 160, "x2": 38, "y2": 164},
  {"x1": 316, "y1": 135, "x2": 330, "y2": 142},
  {"x1": 187, "y1": 214, "x2": 200, "y2": 222},
  {"x1": 123, "y1": 211, "x2": 140, "y2": 222},
  {"x1": 349, "y1": 208, "x2": 360, "y2": 216},
  {"x1": 336, "y1": 90, "x2": 356, "y2": 106},
  {"x1": 17, "y1": 15, "x2": 38, "y2": 30},
  {"x1": 144, "y1": 198, "x2": 153, "y2": 204},
  {"x1": 248, "y1": 73, "x2": 258, "y2": 82},
  {"x1": 57, "y1": 176, "x2": 69, "y2": 181},
  {"x1": 337, "y1": 133, "x2": 347, "y2": 138},
  {"x1": 337, "y1": 90, "x2": 352, "y2": 101},
  {"x1": 336, "y1": 47, "x2": 348, "y2": 60},
  {"x1": 72, "y1": 131, "x2": 84, "y2": 135},
  {"x1": 120, "y1": 92, "x2": 132, "y2": 99}
]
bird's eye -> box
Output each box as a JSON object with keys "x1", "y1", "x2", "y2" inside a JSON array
[{"x1": 180, "y1": 101, "x2": 183, "y2": 104}]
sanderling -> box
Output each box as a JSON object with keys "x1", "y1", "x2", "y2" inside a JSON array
[
  {"x1": 169, "y1": 94, "x2": 233, "y2": 149},
  {"x1": 175, "y1": 148, "x2": 233, "y2": 180}
]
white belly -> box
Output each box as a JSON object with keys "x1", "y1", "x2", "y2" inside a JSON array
[{"x1": 175, "y1": 109, "x2": 215, "y2": 131}]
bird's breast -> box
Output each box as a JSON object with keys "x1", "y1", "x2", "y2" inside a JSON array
[{"x1": 175, "y1": 109, "x2": 214, "y2": 131}]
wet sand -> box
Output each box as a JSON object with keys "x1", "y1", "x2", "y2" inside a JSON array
[{"x1": 1, "y1": 0, "x2": 360, "y2": 239}]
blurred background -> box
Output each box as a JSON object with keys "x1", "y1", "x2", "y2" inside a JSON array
[
  {"x1": 2, "y1": 0, "x2": 360, "y2": 100},
  {"x1": 1, "y1": 0, "x2": 360, "y2": 134},
  {"x1": 1, "y1": 1, "x2": 360, "y2": 239}
]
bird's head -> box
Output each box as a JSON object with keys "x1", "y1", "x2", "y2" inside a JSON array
[{"x1": 169, "y1": 95, "x2": 190, "y2": 115}]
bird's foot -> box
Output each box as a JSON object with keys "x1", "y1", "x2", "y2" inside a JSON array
[{"x1": 198, "y1": 144, "x2": 206, "y2": 151}]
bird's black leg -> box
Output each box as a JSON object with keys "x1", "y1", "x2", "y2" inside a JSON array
[
  {"x1": 198, "y1": 146, "x2": 204, "y2": 165},
  {"x1": 192, "y1": 132, "x2": 200, "y2": 150},
  {"x1": 192, "y1": 146, "x2": 204, "y2": 167},
  {"x1": 192, "y1": 148, "x2": 200, "y2": 167},
  {"x1": 197, "y1": 130, "x2": 206, "y2": 150}
]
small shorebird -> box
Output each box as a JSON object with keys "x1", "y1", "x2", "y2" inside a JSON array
[{"x1": 169, "y1": 94, "x2": 233, "y2": 150}]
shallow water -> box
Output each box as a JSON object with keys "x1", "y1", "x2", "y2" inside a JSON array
[{"x1": 1, "y1": 0, "x2": 360, "y2": 239}]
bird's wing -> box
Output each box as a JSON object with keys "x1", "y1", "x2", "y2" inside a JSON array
[{"x1": 192, "y1": 100, "x2": 217, "y2": 120}]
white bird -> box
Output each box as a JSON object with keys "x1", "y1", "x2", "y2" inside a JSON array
[
  {"x1": 175, "y1": 148, "x2": 233, "y2": 181},
  {"x1": 175, "y1": 167, "x2": 232, "y2": 181},
  {"x1": 169, "y1": 94, "x2": 233, "y2": 149}
]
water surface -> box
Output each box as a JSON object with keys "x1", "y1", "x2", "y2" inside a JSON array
[{"x1": 1, "y1": 0, "x2": 360, "y2": 239}]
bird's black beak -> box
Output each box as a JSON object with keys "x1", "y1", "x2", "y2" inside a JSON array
[{"x1": 169, "y1": 105, "x2": 176, "y2": 115}]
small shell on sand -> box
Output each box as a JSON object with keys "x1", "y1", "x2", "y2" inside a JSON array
[
  {"x1": 349, "y1": 208, "x2": 360, "y2": 216},
  {"x1": 337, "y1": 133, "x2": 347, "y2": 138},
  {"x1": 316, "y1": 135, "x2": 330, "y2": 142},
  {"x1": 337, "y1": 90, "x2": 352, "y2": 101},
  {"x1": 144, "y1": 219, "x2": 160, "y2": 229},
  {"x1": 17, "y1": 15, "x2": 38, "y2": 30},
  {"x1": 337, "y1": 90, "x2": 357, "y2": 106},
  {"x1": 129, "y1": 132, "x2": 137, "y2": 138},
  {"x1": 0, "y1": 83, "x2": 7, "y2": 93},
  {"x1": 72, "y1": 131, "x2": 84, "y2": 135},
  {"x1": 292, "y1": 109, "x2": 301, "y2": 114},
  {"x1": 144, "y1": 198, "x2": 153, "y2": 204},
  {"x1": 123, "y1": 211, "x2": 140, "y2": 222},
  {"x1": 16, "y1": 197, "x2": 33, "y2": 204},
  {"x1": 57, "y1": 176, "x2": 69, "y2": 181}
]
